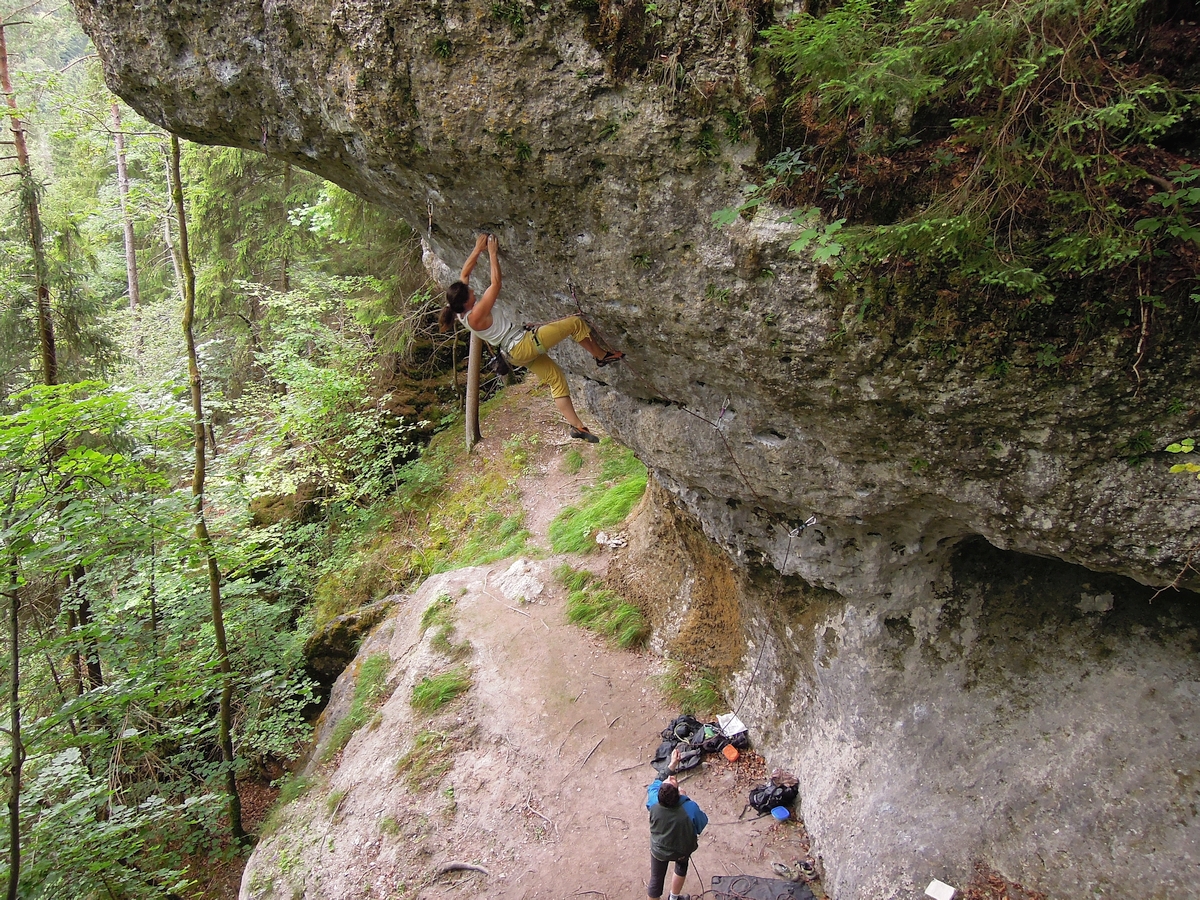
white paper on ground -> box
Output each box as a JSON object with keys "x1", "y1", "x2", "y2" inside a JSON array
[
  {"x1": 717, "y1": 712, "x2": 747, "y2": 737},
  {"x1": 925, "y1": 878, "x2": 957, "y2": 900}
]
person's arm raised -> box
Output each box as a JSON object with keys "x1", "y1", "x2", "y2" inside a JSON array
[
  {"x1": 467, "y1": 234, "x2": 503, "y2": 329},
  {"x1": 459, "y1": 233, "x2": 489, "y2": 283}
]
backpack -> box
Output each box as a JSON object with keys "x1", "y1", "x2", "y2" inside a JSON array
[{"x1": 748, "y1": 770, "x2": 799, "y2": 813}]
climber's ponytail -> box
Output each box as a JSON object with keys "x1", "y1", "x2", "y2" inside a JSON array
[{"x1": 439, "y1": 281, "x2": 470, "y2": 333}]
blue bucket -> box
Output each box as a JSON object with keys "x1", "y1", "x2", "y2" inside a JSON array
[{"x1": 770, "y1": 806, "x2": 790, "y2": 821}]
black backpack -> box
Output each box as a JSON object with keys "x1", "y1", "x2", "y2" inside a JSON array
[{"x1": 748, "y1": 771, "x2": 799, "y2": 813}]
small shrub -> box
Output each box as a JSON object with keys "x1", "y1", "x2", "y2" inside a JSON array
[{"x1": 411, "y1": 667, "x2": 472, "y2": 712}]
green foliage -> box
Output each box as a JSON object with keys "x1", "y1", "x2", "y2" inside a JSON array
[
  {"x1": 554, "y1": 565, "x2": 650, "y2": 648},
  {"x1": 6, "y1": 749, "x2": 213, "y2": 899},
  {"x1": 1167, "y1": 437, "x2": 1200, "y2": 479},
  {"x1": 411, "y1": 667, "x2": 472, "y2": 712},
  {"x1": 750, "y1": 0, "x2": 1200, "y2": 311},
  {"x1": 659, "y1": 662, "x2": 722, "y2": 716},
  {"x1": 395, "y1": 730, "x2": 456, "y2": 790},
  {"x1": 323, "y1": 652, "x2": 393, "y2": 761},
  {"x1": 491, "y1": 1, "x2": 526, "y2": 35},
  {"x1": 549, "y1": 446, "x2": 647, "y2": 553}
]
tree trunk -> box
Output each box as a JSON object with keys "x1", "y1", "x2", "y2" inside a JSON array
[
  {"x1": 111, "y1": 102, "x2": 140, "y2": 311},
  {"x1": 71, "y1": 565, "x2": 102, "y2": 690},
  {"x1": 4, "y1": 480, "x2": 23, "y2": 900},
  {"x1": 0, "y1": 24, "x2": 56, "y2": 386},
  {"x1": 163, "y1": 163, "x2": 185, "y2": 303},
  {"x1": 465, "y1": 333, "x2": 482, "y2": 450},
  {"x1": 277, "y1": 162, "x2": 291, "y2": 293},
  {"x1": 170, "y1": 135, "x2": 246, "y2": 844}
]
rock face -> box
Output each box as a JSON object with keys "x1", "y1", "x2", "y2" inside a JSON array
[
  {"x1": 73, "y1": 1, "x2": 1200, "y2": 897},
  {"x1": 611, "y1": 481, "x2": 1200, "y2": 900}
]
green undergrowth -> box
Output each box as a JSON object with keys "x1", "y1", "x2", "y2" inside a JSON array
[
  {"x1": 321, "y1": 652, "x2": 393, "y2": 762},
  {"x1": 554, "y1": 564, "x2": 650, "y2": 649},
  {"x1": 395, "y1": 729, "x2": 457, "y2": 790},
  {"x1": 549, "y1": 443, "x2": 647, "y2": 553},
  {"x1": 660, "y1": 661, "x2": 722, "y2": 717},
  {"x1": 411, "y1": 666, "x2": 472, "y2": 712},
  {"x1": 311, "y1": 394, "x2": 533, "y2": 621},
  {"x1": 720, "y1": 0, "x2": 1200, "y2": 353}
]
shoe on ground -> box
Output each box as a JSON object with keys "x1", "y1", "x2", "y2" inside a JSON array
[{"x1": 570, "y1": 426, "x2": 600, "y2": 443}]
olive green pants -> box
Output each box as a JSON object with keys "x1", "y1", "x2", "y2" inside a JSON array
[{"x1": 506, "y1": 315, "x2": 591, "y2": 399}]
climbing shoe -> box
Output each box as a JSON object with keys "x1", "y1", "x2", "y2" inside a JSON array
[
  {"x1": 596, "y1": 350, "x2": 624, "y2": 368},
  {"x1": 772, "y1": 863, "x2": 797, "y2": 881},
  {"x1": 570, "y1": 426, "x2": 600, "y2": 443}
]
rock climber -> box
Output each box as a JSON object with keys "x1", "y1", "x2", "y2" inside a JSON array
[
  {"x1": 438, "y1": 233, "x2": 623, "y2": 443},
  {"x1": 645, "y1": 746, "x2": 708, "y2": 900}
]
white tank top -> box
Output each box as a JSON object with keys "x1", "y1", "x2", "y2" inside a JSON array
[{"x1": 461, "y1": 304, "x2": 524, "y2": 353}]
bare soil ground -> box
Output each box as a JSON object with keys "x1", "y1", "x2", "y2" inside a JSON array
[{"x1": 238, "y1": 383, "x2": 824, "y2": 900}]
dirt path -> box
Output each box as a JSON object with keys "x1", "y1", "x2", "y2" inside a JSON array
[{"x1": 240, "y1": 384, "x2": 821, "y2": 900}]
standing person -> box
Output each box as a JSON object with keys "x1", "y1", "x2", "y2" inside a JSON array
[
  {"x1": 438, "y1": 233, "x2": 623, "y2": 442},
  {"x1": 646, "y1": 747, "x2": 708, "y2": 900}
]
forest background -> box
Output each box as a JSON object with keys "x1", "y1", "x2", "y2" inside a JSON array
[{"x1": 0, "y1": 4, "x2": 475, "y2": 897}]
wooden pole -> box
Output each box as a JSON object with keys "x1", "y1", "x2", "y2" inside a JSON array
[{"x1": 465, "y1": 333, "x2": 482, "y2": 450}]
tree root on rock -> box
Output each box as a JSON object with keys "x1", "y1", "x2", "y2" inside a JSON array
[{"x1": 434, "y1": 862, "x2": 491, "y2": 879}]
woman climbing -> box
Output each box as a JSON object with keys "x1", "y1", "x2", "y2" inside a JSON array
[{"x1": 438, "y1": 233, "x2": 623, "y2": 443}]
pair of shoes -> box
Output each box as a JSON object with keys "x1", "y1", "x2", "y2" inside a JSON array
[
  {"x1": 772, "y1": 863, "x2": 797, "y2": 881},
  {"x1": 570, "y1": 426, "x2": 600, "y2": 443},
  {"x1": 596, "y1": 350, "x2": 624, "y2": 368}
]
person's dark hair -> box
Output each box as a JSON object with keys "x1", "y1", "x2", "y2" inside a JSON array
[
  {"x1": 657, "y1": 781, "x2": 681, "y2": 808},
  {"x1": 438, "y1": 281, "x2": 470, "y2": 333}
]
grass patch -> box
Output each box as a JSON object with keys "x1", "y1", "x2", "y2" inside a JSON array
[
  {"x1": 420, "y1": 593, "x2": 455, "y2": 632},
  {"x1": 396, "y1": 729, "x2": 457, "y2": 790},
  {"x1": 411, "y1": 666, "x2": 472, "y2": 712},
  {"x1": 503, "y1": 431, "x2": 539, "y2": 471},
  {"x1": 549, "y1": 445, "x2": 646, "y2": 553},
  {"x1": 321, "y1": 652, "x2": 393, "y2": 762},
  {"x1": 554, "y1": 564, "x2": 649, "y2": 649},
  {"x1": 441, "y1": 507, "x2": 530, "y2": 571},
  {"x1": 562, "y1": 448, "x2": 584, "y2": 474},
  {"x1": 660, "y1": 661, "x2": 722, "y2": 716},
  {"x1": 325, "y1": 788, "x2": 348, "y2": 817},
  {"x1": 379, "y1": 815, "x2": 402, "y2": 836},
  {"x1": 259, "y1": 773, "x2": 325, "y2": 837}
]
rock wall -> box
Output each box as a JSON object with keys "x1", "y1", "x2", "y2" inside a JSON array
[
  {"x1": 72, "y1": 0, "x2": 1200, "y2": 596},
  {"x1": 72, "y1": 1, "x2": 1200, "y2": 896},
  {"x1": 611, "y1": 481, "x2": 1200, "y2": 899}
]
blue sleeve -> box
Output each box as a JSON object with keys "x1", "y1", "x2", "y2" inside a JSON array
[
  {"x1": 646, "y1": 780, "x2": 663, "y2": 810},
  {"x1": 682, "y1": 798, "x2": 708, "y2": 836}
]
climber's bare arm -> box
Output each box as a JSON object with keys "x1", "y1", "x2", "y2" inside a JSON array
[
  {"x1": 466, "y1": 234, "x2": 502, "y2": 331},
  {"x1": 459, "y1": 232, "x2": 489, "y2": 283}
]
